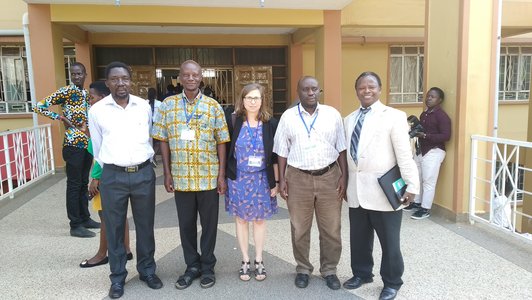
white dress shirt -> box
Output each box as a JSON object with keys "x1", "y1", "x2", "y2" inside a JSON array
[
  {"x1": 89, "y1": 94, "x2": 154, "y2": 167},
  {"x1": 274, "y1": 103, "x2": 346, "y2": 170}
]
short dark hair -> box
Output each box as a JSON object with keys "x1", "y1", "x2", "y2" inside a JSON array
[
  {"x1": 70, "y1": 62, "x2": 86, "y2": 74},
  {"x1": 297, "y1": 76, "x2": 318, "y2": 90},
  {"x1": 428, "y1": 87, "x2": 445, "y2": 101},
  {"x1": 89, "y1": 80, "x2": 110, "y2": 97},
  {"x1": 105, "y1": 61, "x2": 131, "y2": 78},
  {"x1": 355, "y1": 71, "x2": 382, "y2": 89},
  {"x1": 148, "y1": 87, "x2": 157, "y2": 100}
]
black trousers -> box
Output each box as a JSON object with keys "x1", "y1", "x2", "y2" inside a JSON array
[
  {"x1": 174, "y1": 189, "x2": 219, "y2": 276},
  {"x1": 349, "y1": 206, "x2": 404, "y2": 290},
  {"x1": 62, "y1": 146, "x2": 93, "y2": 228},
  {"x1": 100, "y1": 164, "x2": 156, "y2": 284}
]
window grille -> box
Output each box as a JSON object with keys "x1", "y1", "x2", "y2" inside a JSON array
[
  {"x1": 388, "y1": 45, "x2": 424, "y2": 104},
  {"x1": 499, "y1": 46, "x2": 531, "y2": 101}
]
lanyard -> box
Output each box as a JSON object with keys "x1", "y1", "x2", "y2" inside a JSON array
[
  {"x1": 182, "y1": 93, "x2": 201, "y2": 126},
  {"x1": 298, "y1": 103, "x2": 318, "y2": 138},
  {"x1": 245, "y1": 120, "x2": 261, "y2": 151}
]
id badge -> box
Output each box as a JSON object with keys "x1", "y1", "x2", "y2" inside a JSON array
[
  {"x1": 302, "y1": 143, "x2": 317, "y2": 152},
  {"x1": 248, "y1": 155, "x2": 262, "y2": 167},
  {"x1": 181, "y1": 129, "x2": 195, "y2": 141}
]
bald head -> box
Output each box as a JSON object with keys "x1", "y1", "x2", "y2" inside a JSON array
[{"x1": 180, "y1": 60, "x2": 202, "y2": 72}]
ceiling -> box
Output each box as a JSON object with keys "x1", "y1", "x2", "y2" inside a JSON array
[
  {"x1": 24, "y1": 0, "x2": 353, "y2": 10},
  {"x1": 25, "y1": 0, "x2": 353, "y2": 36}
]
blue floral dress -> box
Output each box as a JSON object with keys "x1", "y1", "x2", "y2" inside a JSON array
[{"x1": 226, "y1": 123, "x2": 278, "y2": 221}]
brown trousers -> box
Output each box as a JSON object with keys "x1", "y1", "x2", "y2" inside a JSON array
[{"x1": 285, "y1": 164, "x2": 342, "y2": 276}]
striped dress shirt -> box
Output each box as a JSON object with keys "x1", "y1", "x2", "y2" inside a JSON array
[{"x1": 273, "y1": 103, "x2": 346, "y2": 170}]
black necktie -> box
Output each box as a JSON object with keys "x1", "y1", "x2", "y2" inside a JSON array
[{"x1": 350, "y1": 107, "x2": 371, "y2": 164}]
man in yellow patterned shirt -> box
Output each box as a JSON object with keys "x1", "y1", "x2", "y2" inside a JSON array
[{"x1": 152, "y1": 60, "x2": 230, "y2": 290}]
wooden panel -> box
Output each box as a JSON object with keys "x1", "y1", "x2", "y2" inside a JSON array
[
  {"x1": 234, "y1": 66, "x2": 273, "y2": 113},
  {"x1": 130, "y1": 66, "x2": 156, "y2": 99}
]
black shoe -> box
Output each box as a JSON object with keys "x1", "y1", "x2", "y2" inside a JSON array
[
  {"x1": 294, "y1": 273, "x2": 309, "y2": 288},
  {"x1": 175, "y1": 269, "x2": 200, "y2": 290},
  {"x1": 139, "y1": 274, "x2": 163, "y2": 289},
  {"x1": 108, "y1": 282, "x2": 124, "y2": 299},
  {"x1": 82, "y1": 218, "x2": 101, "y2": 229},
  {"x1": 403, "y1": 202, "x2": 420, "y2": 212},
  {"x1": 342, "y1": 276, "x2": 373, "y2": 290},
  {"x1": 79, "y1": 257, "x2": 108, "y2": 268},
  {"x1": 324, "y1": 274, "x2": 341, "y2": 290},
  {"x1": 411, "y1": 208, "x2": 431, "y2": 220},
  {"x1": 200, "y1": 276, "x2": 215, "y2": 289},
  {"x1": 379, "y1": 287, "x2": 398, "y2": 300},
  {"x1": 70, "y1": 227, "x2": 96, "y2": 238}
]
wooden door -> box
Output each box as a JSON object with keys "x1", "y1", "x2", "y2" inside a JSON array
[
  {"x1": 234, "y1": 66, "x2": 273, "y2": 112},
  {"x1": 130, "y1": 66, "x2": 156, "y2": 99}
]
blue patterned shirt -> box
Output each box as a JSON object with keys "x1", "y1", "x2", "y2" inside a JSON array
[{"x1": 32, "y1": 84, "x2": 90, "y2": 149}]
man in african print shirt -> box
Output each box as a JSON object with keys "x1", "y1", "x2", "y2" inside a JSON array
[{"x1": 33, "y1": 62, "x2": 100, "y2": 238}]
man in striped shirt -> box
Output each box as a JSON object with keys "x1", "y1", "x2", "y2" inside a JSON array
[{"x1": 274, "y1": 76, "x2": 347, "y2": 291}]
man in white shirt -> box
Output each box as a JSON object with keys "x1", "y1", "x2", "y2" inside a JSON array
[
  {"x1": 273, "y1": 76, "x2": 347, "y2": 290},
  {"x1": 89, "y1": 62, "x2": 162, "y2": 299}
]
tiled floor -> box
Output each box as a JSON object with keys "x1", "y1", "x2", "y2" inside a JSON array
[{"x1": 0, "y1": 167, "x2": 530, "y2": 300}]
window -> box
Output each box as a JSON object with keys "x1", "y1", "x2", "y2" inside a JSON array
[
  {"x1": 0, "y1": 45, "x2": 75, "y2": 114},
  {"x1": 64, "y1": 47, "x2": 76, "y2": 85},
  {"x1": 389, "y1": 45, "x2": 424, "y2": 104},
  {"x1": 0, "y1": 46, "x2": 30, "y2": 113},
  {"x1": 499, "y1": 46, "x2": 532, "y2": 101}
]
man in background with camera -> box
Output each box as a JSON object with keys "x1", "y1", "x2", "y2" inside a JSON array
[{"x1": 404, "y1": 87, "x2": 451, "y2": 220}]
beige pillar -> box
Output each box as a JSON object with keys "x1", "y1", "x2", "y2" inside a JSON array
[
  {"x1": 425, "y1": 0, "x2": 498, "y2": 216},
  {"x1": 289, "y1": 43, "x2": 303, "y2": 102},
  {"x1": 75, "y1": 43, "x2": 93, "y2": 82},
  {"x1": 28, "y1": 4, "x2": 67, "y2": 168},
  {"x1": 314, "y1": 10, "x2": 342, "y2": 110}
]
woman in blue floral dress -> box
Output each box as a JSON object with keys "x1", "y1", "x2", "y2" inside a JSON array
[{"x1": 225, "y1": 83, "x2": 279, "y2": 281}]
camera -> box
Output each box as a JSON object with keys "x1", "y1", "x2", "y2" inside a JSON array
[{"x1": 407, "y1": 115, "x2": 424, "y2": 138}]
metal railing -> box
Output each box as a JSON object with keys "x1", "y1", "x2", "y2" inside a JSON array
[
  {"x1": 469, "y1": 135, "x2": 532, "y2": 241},
  {"x1": 0, "y1": 125, "x2": 55, "y2": 201}
]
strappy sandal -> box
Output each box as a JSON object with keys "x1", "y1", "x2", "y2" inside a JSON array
[
  {"x1": 254, "y1": 260, "x2": 266, "y2": 281},
  {"x1": 239, "y1": 261, "x2": 251, "y2": 281}
]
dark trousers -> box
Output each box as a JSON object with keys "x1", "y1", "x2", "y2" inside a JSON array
[
  {"x1": 62, "y1": 146, "x2": 93, "y2": 228},
  {"x1": 174, "y1": 189, "x2": 219, "y2": 276},
  {"x1": 349, "y1": 206, "x2": 404, "y2": 290},
  {"x1": 100, "y1": 164, "x2": 156, "y2": 284}
]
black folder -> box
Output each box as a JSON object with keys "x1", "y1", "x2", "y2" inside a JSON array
[{"x1": 378, "y1": 165, "x2": 407, "y2": 210}]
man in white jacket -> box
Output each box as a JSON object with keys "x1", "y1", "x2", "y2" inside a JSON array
[{"x1": 343, "y1": 71, "x2": 419, "y2": 300}]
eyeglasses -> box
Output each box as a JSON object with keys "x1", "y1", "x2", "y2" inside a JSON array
[
  {"x1": 300, "y1": 87, "x2": 322, "y2": 94},
  {"x1": 108, "y1": 77, "x2": 131, "y2": 84},
  {"x1": 243, "y1": 96, "x2": 262, "y2": 103}
]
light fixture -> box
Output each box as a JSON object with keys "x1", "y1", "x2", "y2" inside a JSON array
[
  {"x1": 156, "y1": 69, "x2": 162, "y2": 79},
  {"x1": 202, "y1": 69, "x2": 215, "y2": 78}
]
